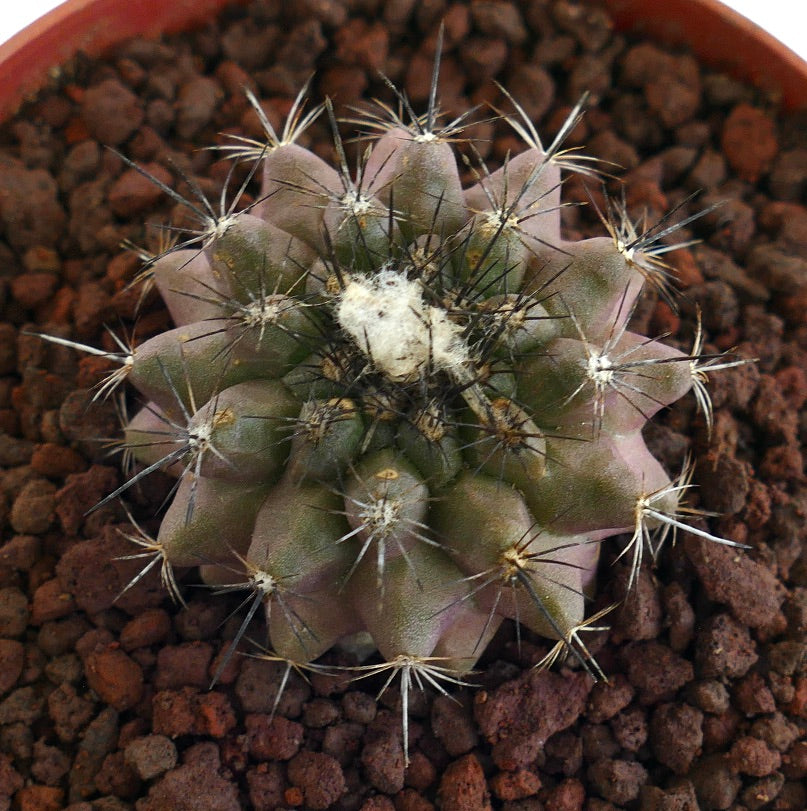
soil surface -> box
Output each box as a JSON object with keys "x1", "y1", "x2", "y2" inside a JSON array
[{"x1": 0, "y1": 1, "x2": 805, "y2": 809}]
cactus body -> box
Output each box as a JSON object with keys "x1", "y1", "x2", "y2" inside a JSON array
[{"x1": 45, "y1": 62, "x2": 750, "y2": 751}]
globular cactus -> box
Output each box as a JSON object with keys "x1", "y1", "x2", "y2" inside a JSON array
[{"x1": 40, "y1": 47, "x2": 748, "y2": 760}]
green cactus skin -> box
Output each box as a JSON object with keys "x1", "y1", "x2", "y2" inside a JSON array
[{"x1": 36, "y1": 46, "x2": 751, "y2": 765}]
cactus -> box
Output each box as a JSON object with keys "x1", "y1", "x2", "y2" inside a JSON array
[{"x1": 37, "y1": 44, "x2": 749, "y2": 762}]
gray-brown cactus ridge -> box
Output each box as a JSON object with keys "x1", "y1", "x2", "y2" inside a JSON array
[{"x1": 34, "y1": 46, "x2": 752, "y2": 762}]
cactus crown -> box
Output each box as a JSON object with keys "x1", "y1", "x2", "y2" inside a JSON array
[{"x1": 38, "y1": 41, "x2": 749, "y2": 763}]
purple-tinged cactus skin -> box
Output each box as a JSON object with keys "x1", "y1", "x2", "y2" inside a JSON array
[{"x1": 36, "y1": 44, "x2": 750, "y2": 762}]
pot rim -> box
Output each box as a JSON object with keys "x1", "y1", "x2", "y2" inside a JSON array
[{"x1": 0, "y1": 0, "x2": 805, "y2": 124}]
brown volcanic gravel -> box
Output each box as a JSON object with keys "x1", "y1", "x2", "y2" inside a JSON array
[{"x1": 0, "y1": 0, "x2": 805, "y2": 809}]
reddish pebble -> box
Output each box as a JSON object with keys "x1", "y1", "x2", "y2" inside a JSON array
[
  {"x1": 587, "y1": 673, "x2": 638, "y2": 723},
  {"x1": 14, "y1": 785, "x2": 65, "y2": 811},
  {"x1": 0, "y1": 752, "x2": 24, "y2": 796},
  {"x1": 0, "y1": 639, "x2": 24, "y2": 695},
  {"x1": 783, "y1": 740, "x2": 807, "y2": 779},
  {"x1": 30, "y1": 443, "x2": 87, "y2": 478},
  {"x1": 667, "y1": 248, "x2": 703, "y2": 289},
  {"x1": 54, "y1": 465, "x2": 119, "y2": 537},
  {"x1": 663, "y1": 582, "x2": 696, "y2": 652},
  {"x1": 695, "y1": 613, "x2": 758, "y2": 679},
  {"x1": 640, "y1": 781, "x2": 700, "y2": 810},
  {"x1": 0, "y1": 586, "x2": 31, "y2": 637},
  {"x1": 474, "y1": 669, "x2": 590, "y2": 769},
  {"x1": 404, "y1": 750, "x2": 436, "y2": 792},
  {"x1": 431, "y1": 693, "x2": 478, "y2": 756},
  {"x1": 287, "y1": 750, "x2": 346, "y2": 810},
  {"x1": 175, "y1": 76, "x2": 224, "y2": 138},
  {"x1": 750, "y1": 711, "x2": 801, "y2": 753},
  {"x1": 284, "y1": 786, "x2": 304, "y2": 806},
  {"x1": 649, "y1": 702, "x2": 704, "y2": 775},
  {"x1": 154, "y1": 642, "x2": 214, "y2": 690},
  {"x1": 245, "y1": 714, "x2": 304, "y2": 761},
  {"x1": 361, "y1": 724, "x2": 405, "y2": 795},
  {"x1": 623, "y1": 641, "x2": 694, "y2": 705},
  {"x1": 246, "y1": 762, "x2": 286, "y2": 809},
  {"x1": 733, "y1": 671, "x2": 777, "y2": 716},
  {"x1": 721, "y1": 103, "x2": 778, "y2": 182},
  {"x1": 333, "y1": 19, "x2": 389, "y2": 72},
  {"x1": 0, "y1": 161, "x2": 66, "y2": 250},
  {"x1": 729, "y1": 736, "x2": 782, "y2": 777},
  {"x1": 702, "y1": 707, "x2": 743, "y2": 752},
  {"x1": 544, "y1": 777, "x2": 585, "y2": 811},
  {"x1": 395, "y1": 788, "x2": 436, "y2": 811},
  {"x1": 437, "y1": 754, "x2": 492, "y2": 811},
  {"x1": 152, "y1": 687, "x2": 236, "y2": 738},
  {"x1": 360, "y1": 796, "x2": 395, "y2": 811},
  {"x1": 650, "y1": 299, "x2": 680, "y2": 338},
  {"x1": 610, "y1": 706, "x2": 648, "y2": 754},
  {"x1": 30, "y1": 577, "x2": 76, "y2": 624},
  {"x1": 489, "y1": 768, "x2": 541, "y2": 801},
  {"x1": 9, "y1": 272, "x2": 59, "y2": 309},
  {"x1": 196, "y1": 691, "x2": 237, "y2": 738},
  {"x1": 136, "y1": 741, "x2": 239, "y2": 811},
  {"x1": 124, "y1": 734, "x2": 178, "y2": 780},
  {"x1": 80, "y1": 78, "x2": 144, "y2": 144},
  {"x1": 84, "y1": 646, "x2": 144, "y2": 711},
  {"x1": 22, "y1": 244, "x2": 60, "y2": 273},
  {"x1": 208, "y1": 646, "x2": 242, "y2": 686},
  {"x1": 644, "y1": 54, "x2": 700, "y2": 127},
  {"x1": 787, "y1": 676, "x2": 807, "y2": 718},
  {"x1": 120, "y1": 608, "x2": 172, "y2": 651},
  {"x1": 587, "y1": 758, "x2": 648, "y2": 805},
  {"x1": 10, "y1": 478, "x2": 56, "y2": 535},
  {"x1": 108, "y1": 162, "x2": 173, "y2": 217},
  {"x1": 319, "y1": 65, "x2": 369, "y2": 107},
  {"x1": 152, "y1": 687, "x2": 198, "y2": 737},
  {"x1": 690, "y1": 752, "x2": 742, "y2": 809}
]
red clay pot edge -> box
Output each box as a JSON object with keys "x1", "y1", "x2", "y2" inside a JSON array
[
  {"x1": 0, "y1": 0, "x2": 806, "y2": 124},
  {"x1": 0, "y1": 0, "x2": 248, "y2": 122}
]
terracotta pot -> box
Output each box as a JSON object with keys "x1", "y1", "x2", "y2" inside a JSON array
[
  {"x1": 1, "y1": 0, "x2": 806, "y2": 124},
  {"x1": 1, "y1": 3, "x2": 804, "y2": 808}
]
